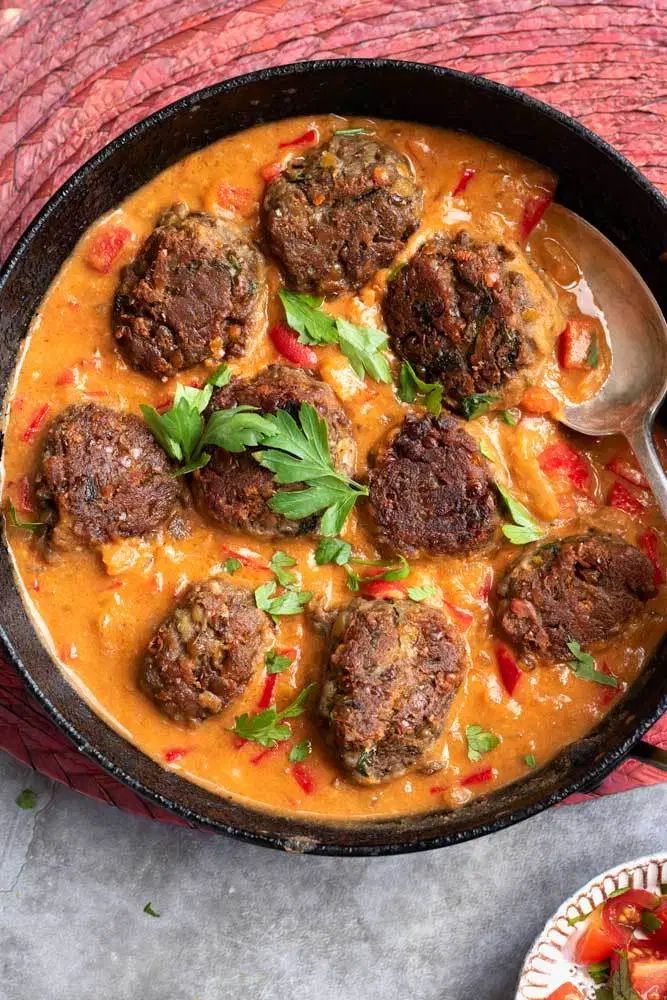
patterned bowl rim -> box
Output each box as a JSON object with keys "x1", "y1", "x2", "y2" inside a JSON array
[{"x1": 516, "y1": 853, "x2": 667, "y2": 998}]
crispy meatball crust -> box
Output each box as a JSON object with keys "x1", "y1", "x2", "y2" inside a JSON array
[
  {"x1": 192, "y1": 364, "x2": 355, "y2": 538},
  {"x1": 496, "y1": 531, "x2": 657, "y2": 660},
  {"x1": 383, "y1": 231, "x2": 534, "y2": 408},
  {"x1": 261, "y1": 133, "x2": 423, "y2": 296},
  {"x1": 35, "y1": 403, "x2": 182, "y2": 547},
  {"x1": 367, "y1": 413, "x2": 499, "y2": 557},
  {"x1": 320, "y1": 598, "x2": 465, "y2": 783},
  {"x1": 113, "y1": 205, "x2": 265, "y2": 378},
  {"x1": 140, "y1": 580, "x2": 273, "y2": 722}
]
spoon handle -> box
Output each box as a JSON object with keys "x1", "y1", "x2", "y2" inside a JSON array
[{"x1": 625, "y1": 419, "x2": 667, "y2": 521}]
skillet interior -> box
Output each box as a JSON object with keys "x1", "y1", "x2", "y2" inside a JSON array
[{"x1": 1, "y1": 59, "x2": 666, "y2": 855}]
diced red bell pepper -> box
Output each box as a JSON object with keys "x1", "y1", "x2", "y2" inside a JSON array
[
  {"x1": 279, "y1": 127, "x2": 318, "y2": 149},
  {"x1": 545, "y1": 985, "x2": 585, "y2": 1000},
  {"x1": 292, "y1": 763, "x2": 316, "y2": 794},
  {"x1": 606, "y1": 457, "x2": 648, "y2": 489},
  {"x1": 444, "y1": 601, "x2": 474, "y2": 628},
  {"x1": 479, "y1": 568, "x2": 494, "y2": 602},
  {"x1": 495, "y1": 643, "x2": 521, "y2": 697},
  {"x1": 539, "y1": 440, "x2": 590, "y2": 490},
  {"x1": 21, "y1": 403, "x2": 50, "y2": 443},
  {"x1": 461, "y1": 767, "x2": 496, "y2": 787},
  {"x1": 639, "y1": 530, "x2": 665, "y2": 586},
  {"x1": 558, "y1": 317, "x2": 597, "y2": 370},
  {"x1": 608, "y1": 480, "x2": 648, "y2": 515},
  {"x1": 520, "y1": 192, "x2": 553, "y2": 240},
  {"x1": 361, "y1": 579, "x2": 407, "y2": 600},
  {"x1": 260, "y1": 160, "x2": 283, "y2": 183},
  {"x1": 269, "y1": 323, "x2": 318, "y2": 368},
  {"x1": 250, "y1": 746, "x2": 278, "y2": 766},
  {"x1": 220, "y1": 545, "x2": 270, "y2": 570},
  {"x1": 55, "y1": 367, "x2": 76, "y2": 386},
  {"x1": 216, "y1": 183, "x2": 254, "y2": 214},
  {"x1": 452, "y1": 167, "x2": 476, "y2": 196},
  {"x1": 163, "y1": 747, "x2": 191, "y2": 763},
  {"x1": 84, "y1": 224, "x2": 132, "y2": 274},
  {"x1": 258, "y1": 672, "x2": 278, "y2": 710}
]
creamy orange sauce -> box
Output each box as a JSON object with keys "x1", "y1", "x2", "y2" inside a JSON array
[{"x1": 2, "y1": 115, "x2": 666, "y2": 821}]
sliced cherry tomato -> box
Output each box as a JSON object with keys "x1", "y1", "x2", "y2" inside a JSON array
[
  {"x1": 163, "y1": 747, "x2": 191, "y2": 763},
  {"x1": 361, "y1": 579, "x2": 407, "y2": 600},
  {"x1": 269, "y1": 323, "x2": 318, "y2": 368},
  {"x1": 539, "y1": 440, "x2": 590, "y2": 490},
  {"x1": 292, "y1": 763, "x2": 316, "y2": 794},
  {"x1": 605, "y1": 457, "x2": 648, "y2": 490},
  {"x1": 84, "y1": 224, "x2": 132, "y2": 274},
  {"x1": 495, "y1": 643, "x2": 521, "y2": 697},
  {"x1": 558, "y1": 317, "x2": 597, "y2": 370},
  {"x1": 461, "y1": 767, "x2": 496, "y2": 787},
  {"x1": 520, "y1": 192, "x2": 553, "y2": 240},
  {"x1": 21, "y1": 403, "x2": 50, "y2": 443},
  {"x1": 574, "y1": 905, "x2": 616, "y2": 964},
  {"x1": 257, "y1": 672, "x2": 278, "y2": 710},
  {"x1": 545, "y1": 984, "x2": 585, "y2": 1000},
  {"x1": 602, "y1": 890, "x2": 661, "y2": 946},
  {"x1": 452, "y1": 167, "x2": 475, "y2": 196},
  {"x1": 520, "y1": 385, "x2": 558, "y2": 415},
  {"x1": 261, "y1": 160, "x2": 283, "y2": 183},
  {"x1": 608, "y1": 480, "x2": 648, "y2": 515},
  {"x1": 630, "y1": 957, "x2": 667, "y2": 999},
  {"x1": 639, "y1": 530, "x2": 665, "y2": 587},
  {"x1": 279, "y1": 127, "x2": 318, "y2": 149}
]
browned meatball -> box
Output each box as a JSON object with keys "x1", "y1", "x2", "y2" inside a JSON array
[
  {"x1": 140, "y1": 580, "x2": 273, "y2": 722},
  {"x1": 320, "y1": 598, "x2": 465, "y2": 783},
  {"x1": 113, "y1": 205, "x2": 265, "y2": 378},
  {"x1": 192, "y1": 364, "x2": 355, "y2": 538},
  {"x1": 261, "y1": 133, "x2": 423, "y2": 296},
  {"x1": 383, "y1": 232, "x2": 534, "y2": 409},
  {"x1": 367, "y1": 413, "x2": 499, "y2": 557},
  {"x1": 35, "y1": 403, "x2": 182, "y2": 547},
  {"x1": 496, "y1": 532, "x2": 656, "y2": 660}
]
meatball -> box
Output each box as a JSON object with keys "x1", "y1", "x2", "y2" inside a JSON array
[
  {"x1": 496, "y1": 531, "x2": 657, "y2": 660},
  {"x1": 113, "y1": 205, "x2": 265, "y2": 378},
  {"x1": 367, "y1": 413, "x2": 499, "y2": 557},
  {"x1": 383, "y1": 231, "x2": 535, "y2": 409},
  {"x1": 320, "y1": 598, "x2": 465, "y2": 783},
  {"x1": 35, "y1": 403, "x2": 181, "y2": 547},
  {"x1": 192, "y1": 364, "x2": 355, "y2": 538},
  {"x1": 261, "y1": 133, "x2": 423, "y2": 296},
  {"x1": 140, "y1": 580, "x2": 273, "y2": 722}
]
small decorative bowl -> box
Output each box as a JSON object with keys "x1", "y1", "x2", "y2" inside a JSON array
[{"x1": 516, "y1": 854, "x2": 667, "y2": 998}]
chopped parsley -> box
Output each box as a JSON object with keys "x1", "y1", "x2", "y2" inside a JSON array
[
  {"x1": 641, "y1": 909, "x2": 662, "y2": 932},
  {"x1": 7, "y1": 501, "x2": 46, "y2": 534},
  {"x1": 270, "y1": 550, "x2": 298, "y2": 587},
  {"x1": 566, "y1": 640, "x2": 619, "y2": 688},
  {"x1": 479, "y1": 440, "x2": 495, "y2": 462},
  {"x1": 206, "y1": 363, "x2": 232, "y2": 388},
  {"x1": 231, "y1": 685, "x2": 316, "y2": 747},
  {"x1": 288, "y1": 740, "x2": 312, "y2": 763},
  {"x1": 524, "y1": 754, "x2": 537, "y2": 768},
  {"x1": 465, "y1": 725, "x2": 500, "y2": 762},
  {"x1": 223, "y1": 557, "x2": 242, "y2": 575},
  {"x1": 15, "y1": 788, "x2": 37, "y2": 809},
  {"x1": 143, "y1": 902, "x2": 160, "y2": 918},
  {"x1": 397, "y1": 361, "x2": 443, "y2": 416},
  {"x1": 314, "y1": 537, "x2": 352, "y2": 566},
  {"x1": 500, "y1": 408, "x2": 520, "y2": 427},
  {"x1": 254, "y1": 581, "x2": 312, "y2": 623},
  {"x1": 596, "y1": 953, "x2": 640, "y2": 1000},
  {"x1": 588, "y1": 960, "x2": 611, "y2": 985},
  {"x1": 407, "y1": 584, "x2": 438, "y2": 603},
  {"x1": 264, "y1": 650, "x2": 293, "y2": 675},
  {"x1": 356, "y1": 749, "x2": 375, "y2": 777},
  {"x1": 460, "y1": 392, "x2": 498, "y2": 420},
  {"x1": 345, "y1": 555, "x2": 409, "y2": 592},
  {"x1": 495, "y1": 483, "x2": 544, "y2": 545},
  {"x1": 586, "y1": 333, "x2": 599, "y2": 369}
]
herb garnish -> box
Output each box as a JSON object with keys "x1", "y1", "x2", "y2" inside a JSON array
[
  {"x1": 495, "y1": 483, "x2": 544, "y2": 545},
  {"x1": 345, "y1": 555, "x2": 409, "y2": 592},
  {"x1": 588, "y1": 961, "x2": 611, "y2": 985},
  {"x1": 500, "y1": 409, "x2": 520, "y2": 427},
  {"x1": 231, "y1": 684, "x2": 315, "y2": 747},
  {"x1": 356, "y1": 749, "x2": 375, "y2": 777},
  {"x1": 461, "y1": 392, "x2": 498, "y2": 420},
  {"x1": 595, "y1": 953, "x2": 640, "y2": 1000},
  {"x1": 407, "y1": 584, "x2": 438, "y2": 603},
  {"x1": 397, "y1": 361, "x2": 443, "y2": 416},
  {"x1": 206, "y1": 363, "x2": 232, "y2": 388},
  {"x1": 586, "y1": 333, "x2": 599, "y2": 369},
  {"x1": 223, "y1": 557, "x2": 242, "y2": 574},
  {"x1": 524, "y1": 754, "x2": 537, "y2": 769},
  {"x1": 16, "y1": 788, "x2": 37, "y2": 809},
  {"x1": 265, "y1": 650, "x2": 293, "y2": 675},
  {"x1": 566, "y1": 640, "x2": 619, "y2": 688},
  {"x1": 143, "y1": 902, "x2": 160, "y2": 918},
  {"x1": 270, "y1": 550, "x2": 298, "y2": 587},
  {"x1": 465, "y1": 725, "x2": 501, "y2": 762},
  {"x1": 7, "y1": 501, "x2": 46, "y2": 534},
  {"x1": 288, "y1": 740, "x2": 312, "y2": 763},
  {"x1": 278, "y1": 289, "x2": 391, "y2": 383},
  {"x1": 254, "y1": 581, "x2": 312, "y2": 623},
  {"x1": 479, "y1": 440, "x2": 495, "y2": 462},
  {"x1": 314, "y1": 537, "x2": 352, "y2": 566}
]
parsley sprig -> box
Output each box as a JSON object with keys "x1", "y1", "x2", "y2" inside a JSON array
[
  {"x1": 566, "y1": 640, "x2": 618, "y2": 688},
  {"x1": 314, "y1": 537, "x2": 352, "y2": 566},
  {"x1": 461, "y1": 392, "x2": 498, "y2": 420},
  {"x1": 397, "y1": 362, "x2": 443, "y2": 416},
  {"x1": 279, "y1": 289, "x2": 391, "y2": 383},
  {"x1": 255, "y1": 581, "x2": 312, "y2": 623},
  {"x1": 231, "y1": 684, "x2": 315, "y2": 747},
  {"x1": 465, "y1": 725, "x2": 500, "y2": 762},
  {"x1": 495, "y1": 484, "x2": 544, "y2": 545}
]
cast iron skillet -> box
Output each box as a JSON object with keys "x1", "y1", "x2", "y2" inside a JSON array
[{"x1": 1, "y1": 60, "x2": 666, "y2": 856}]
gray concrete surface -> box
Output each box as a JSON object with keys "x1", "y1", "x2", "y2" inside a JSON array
[{"x1": 0, "y1": 750, "x2": 663, "y2": 1000}]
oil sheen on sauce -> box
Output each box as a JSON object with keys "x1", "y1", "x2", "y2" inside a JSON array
[{"x1": 2, "y1": 115, "x2": 666, "y2": 821}]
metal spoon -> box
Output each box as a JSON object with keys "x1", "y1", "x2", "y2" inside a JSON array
[{"x1": 552, "y1": 205, "x2": 667, "y2": 519}]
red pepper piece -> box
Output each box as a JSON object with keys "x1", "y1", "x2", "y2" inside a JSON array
[
  {"x1": 639, "y1": 530, "x2": 665, "y2": 586},
  {"x1": 478, "y1": 568, "x2": 494, "y2": 602},
  {"x1": 250, "y1": 746, "x2": 278, "y2": 766},
  {"x1": 520, "y1": 192, "x2": 553, "y2": 240},
  {"x1": 220, "y1": 545, "x2": 270, "y2": 570},
  {"x1": 429, "y1": 784, "x2": 447, "y2": 795},
  {"x1": 292, "y1": 762, "x2": 316, "y2": 794},
  {"x1": 451, "y1": 167, "x2": 476, "y2": 196},
  {"x1": 21, "y1": 403, "x2": 50, "y2": 442},
  {"x1": 495, "y1": 643, "x2": 521, "y2": 697},
  {"x1": 279, "y1": 127, "x2": 318, "y2": 149},
  {"x1": 608, "y1": 480, "x2": 648, "y2": 515},
  {"x1": 216, "y1": 183, "x2": 254, "y2": 214},
  {"x1": 164, "y1": 747, "x2": 191, "y2": 763},
  {"x1": 557, "y1": 317, "x2": 596, "y2": 370},
  {"x1": 260, "y1": 160, "x2": 283, "y2": 183},
  {"x1": 539, "y1": 440, "x2": 590, "y2": 490},
  {"x1": 258, "y1": 672, "x2": 278, "y2": 710},
  {"x1": 269, "y1": 323, "x2": 318, "y2": 368},
  {"x1": 461, "y1": 767, "x2": 496, "y2": 787},
  {"x1": 444, "y1": 601, "x2": 474, "y2": 628},
  {"x1": 361, "y1": 579, "x2": 407, "y2": 600},
  {"x1": 598, "y1": 662, "x2": 621, "y2": 707},
  {"x1": 155, "y1": 396, "x2": 174, "y2": 414},
  {"x1": 84, "y1": 225, "x2": 132, "y2": 274},
  {"x1": 606, "y1": 457, "x2": 648, "y2": 490},
  {"x1": 55, "y1": 367, "x2": 76, "y2": 386}
]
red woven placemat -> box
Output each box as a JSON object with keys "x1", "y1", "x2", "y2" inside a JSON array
[{"x1": 1, "y1": 0, "x2": 666, "y2": 822}]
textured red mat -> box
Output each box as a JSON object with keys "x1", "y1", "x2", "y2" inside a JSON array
[{"x1": 0, "y1": 0, "x2": 666, "y2": 823}]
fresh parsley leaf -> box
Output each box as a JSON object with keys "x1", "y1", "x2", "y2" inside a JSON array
[
  {"x1": 465, "y1": 725, "x2": 501, "y2": 762},
  {"x1": 524, "y1": 754, "x2": 537, "y2": 769},
  {"x1": 265, "y1": 650, "x2": 293, "y2": 674},
  {"x1": 500, "y1": 408, "x2": 520, "y2": 426},
  {"x1": 602, "y1": 953, "x2": 640, "y2": 1000},
  {"x1": 333, "y1": 128, "x2": 371, "y2": 136},
  {"x1": 16, "y1": 788, "x2": 37, "y2": 809},
  {"x1": 407, "y1": 584, "x2": 438, "y2": 602},
  {"x1": 7, "y1": 501, "x2": 46, "y2": 533},
  {"x1": 461, "y1": 392, "x2": 498, "y2": 420},
  {"x1": 206, "y1": 363, "x2": 232, "y2": 388},
  {"x1": 230, "y1": 685, "x2": 316, "y2": 747},
  {"x1": 356, "y1": 749, "x2": 375, "y2": 777},
  {"x1": 346, "y1": 556, "x2": 410, "y2": 591},
  {"x1": 479, "y1": 440, "x2": 495, "y2": 462},
  {"x1": 288, "y1": 739, "x2": 312, "y2": 763},
  {"x1": 314, "y1": 537, "x2": 352, "y2": 566},
  {"x1": 254, "y1": 581, "x2": 312, "y2": 623},
  {"x1": 566, "y1": 640, "x2": 619, "y2": 688},
  {"x1": 223, "y1": 557, "x2": 242, "y2": 574},
  {"x1": 270, "y1": 550, "x2": 298, "y2": 587},
  {"x1": 661, "y1": 883, "x2": 667, "y2": 895},
  {"x1": 587, "y1": 333, "x2": 599, "y2": 369},
  {"x1": 140, "y1": 384, "x2": 213, "y2": 471},
  {"x1": 495, "y1": 483, "x2": 544, "y2": 545},
  {"x1": 588, "y1": 961, "x2": 611, "y2": 985},
  {"x1": 143, "y1": 902, "x2": 160, "y2": 918},
  {"x1": 397, "y1": 361, "x2": 443, "y2": 415},
  {"x1": 641, "y1": 909, "x2": 662, "y2": 932},
  {"x1": 199, "y1": 405, "x2": 276, "y2": 454},
  {"x1": 278, "y1": 289, "x2": 338, "y2": 344}
]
